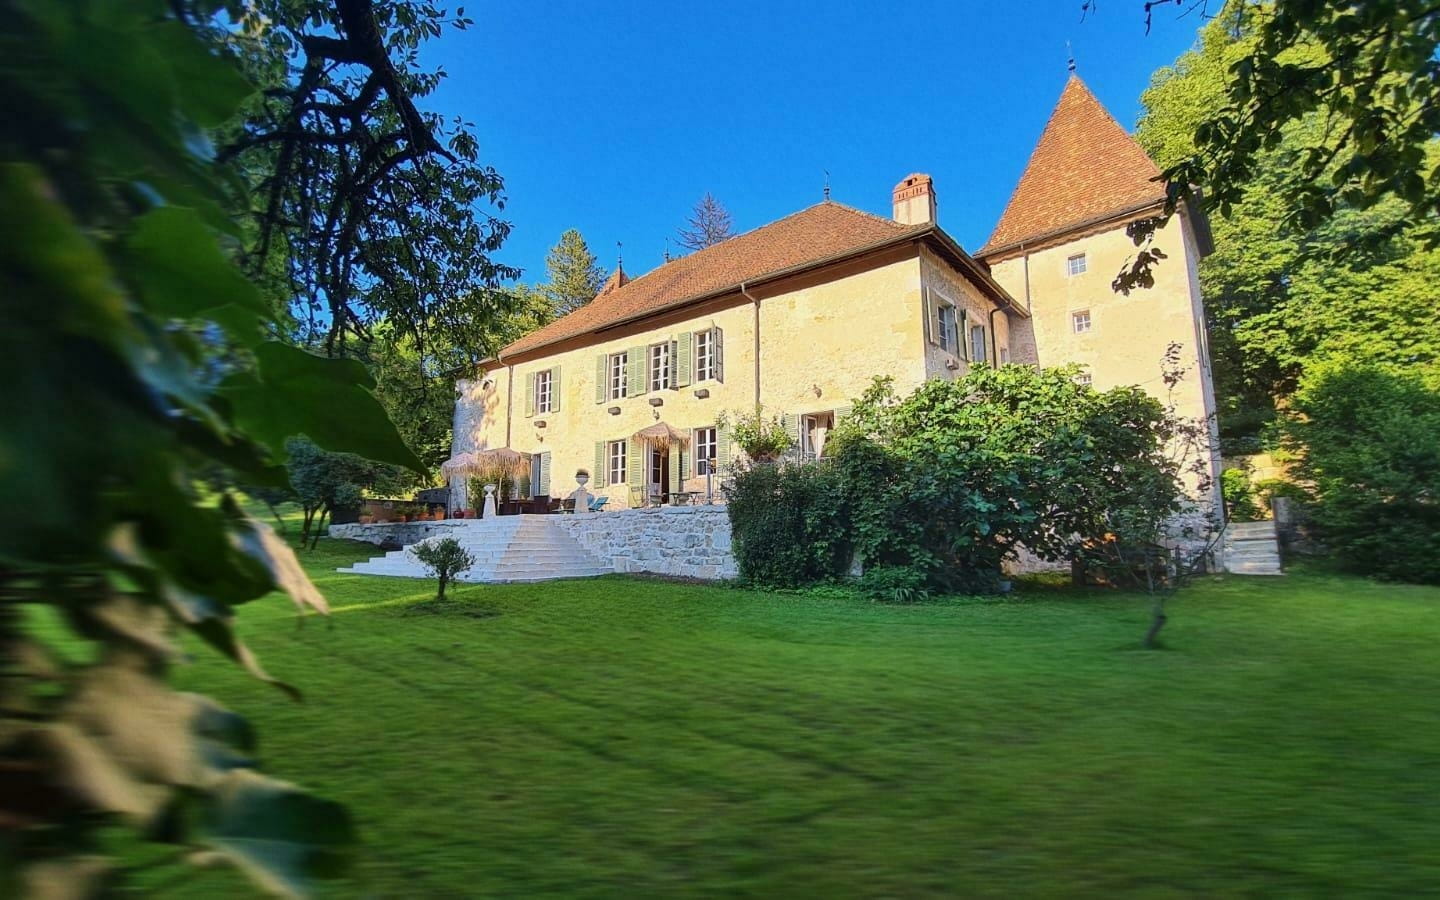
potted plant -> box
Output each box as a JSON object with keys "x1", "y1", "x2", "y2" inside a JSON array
[{"x1": 716, "y1": 409, "x2": 793, "y2": 463}]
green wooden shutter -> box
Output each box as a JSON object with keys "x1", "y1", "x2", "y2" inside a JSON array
[
  {"x1": 550, "y1": 365, "x2": 561, "y2": 412},
  {"x1": 594, "y1": 442, "x2": 606, "y2": 488},
  {"x1": 627, "y1": 347, "x2": 645, "y2": 396},
  {"x1": 675, "y1": 332, "x2": 693, "y2": 387},
  {"x1": 834, "y1": 404, "x2": 853, "y2": 425},
  {"x1": 524, "y1": 372, "x2": 535, "y2": 416},
  {"x1": 717, "y1": 426, "x2": 732, "y2": 472},
  {"x1": 713, "y1": 327, "x2": 724, "y2": 382},
  {"x1": 923, "y1": 287, "x2": 937, "y2": 345},
  {"x1": 680, "y1": 442, "x2": 691, "y2": 480},
  {"x1": 782, "y1": 413, "x2": 800, "y2": 459},
  {"x1": 595, "y1": 355, "x2": 607, "y2": 404},
  {"x1": 959, "y1": 309, "x2": 970, "y2": 361},
  {"x1": 627, "y1": 439, "x2": 642, "y2": 488},
  {"x1": 538, "y1": 451, "x2": 552, "y2": 496},
  {"x1": 669, "y1": 444, "x2": 681, "y2": 493}
]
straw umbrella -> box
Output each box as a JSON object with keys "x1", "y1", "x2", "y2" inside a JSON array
[
  {"x1": 439, "y1": 447, "x2": 532, "y2": 480},
  {"x1": 631, "y1": 422, "x2": 690, "y2": 450}
]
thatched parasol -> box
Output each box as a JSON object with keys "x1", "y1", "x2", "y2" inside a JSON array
[
  {"x1": 632, "y1": 422, "x2": 691, "y2": 451},
  {"x1": 439, "y1": 447, "x2": 532, "y2": 479}
]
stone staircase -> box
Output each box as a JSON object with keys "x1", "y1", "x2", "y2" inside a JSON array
[
  {"x1": 1222, "y1": 519, "x2": 1284, "y2": 576},
  {"x1": 339, "y1": 515, "x2": 613, "y2": 583}
]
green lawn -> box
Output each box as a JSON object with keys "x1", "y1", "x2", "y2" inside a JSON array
[{"x1": 144, "y1": 534, "x2": 1440, "y2": 897}]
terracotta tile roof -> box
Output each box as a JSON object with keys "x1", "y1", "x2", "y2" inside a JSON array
[
  {"x1": 979, "y1": 75, "x2": 1165, "y2": 257},
  {"x1": 502, "y1": 202, "x2": 914, "y2": 358}
]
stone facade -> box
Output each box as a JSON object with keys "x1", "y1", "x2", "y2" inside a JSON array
[
  {"x1": 329, "y1": 520, "x2": 464, "y2": 547},
  {"x1": 554, "y1": 506, "x2": 737, "y2": 580}
]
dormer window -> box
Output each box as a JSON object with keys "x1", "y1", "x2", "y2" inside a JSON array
[{"x1": 1066, "y1": 253, "x2": 1088, "y2": 276}]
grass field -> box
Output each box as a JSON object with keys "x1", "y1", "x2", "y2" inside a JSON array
[{"x1": 136, "y1": 531, "x2": 1440, "y2": 897}]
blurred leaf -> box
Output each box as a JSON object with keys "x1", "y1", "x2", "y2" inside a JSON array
[
  {"x1": 231, "y1": 517, "x2": 331, "y2": 617},
  {"x1": 127, "y1": 206, "x2": 268, "y2": 334},
  {"x1": 202, "y1": 770, "x2": 355, "y2": 899},
  {"x1": 221, "y1": 343, "x2": 425, "y2": 472}
]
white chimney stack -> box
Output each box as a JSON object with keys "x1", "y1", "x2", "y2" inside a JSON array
[{"x1": 892, "y1": 173, "x2": 936, "y2": 226}]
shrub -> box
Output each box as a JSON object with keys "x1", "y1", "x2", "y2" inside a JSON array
[
  {"x1": 854, "y1": 565, "x2": 931, "y2": 604},
  {"x1": 728, "y1": 366, "x2": 1190, "y2": 597},
  {"x1": 409, "y1": 537, "x2": 476, "y2": 600},
  {"x1": 1222, "y1": 467, "x2": 1263, "y2": 521},
  {"x1": 725, "y1": 460, "x2": 850, "y2": 588},
  {"x1": 1284, "y1": 360, "x2": 1440, "y2": 584}
]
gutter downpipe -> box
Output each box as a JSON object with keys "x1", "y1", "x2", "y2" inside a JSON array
[
  {"x1": 988, "y1": 307, "x2": 1003, "y2": 369},
  {"x1": 740, "y1": 281, "x2": 761, "y2": 413}
]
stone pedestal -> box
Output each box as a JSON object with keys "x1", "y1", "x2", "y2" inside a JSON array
[{"x1": 482, "y1": 483, "x2": 498, "y2": 519}]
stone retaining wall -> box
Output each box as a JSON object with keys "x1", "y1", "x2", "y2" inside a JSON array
[
  {"x1": 554, "y1": 506, "x2": 737, "y2": 580},
  {"x1": 328, "y1": 521, "x2": 463, "y2": 547}
]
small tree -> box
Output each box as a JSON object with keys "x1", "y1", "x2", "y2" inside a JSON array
[
  {"x1": 677, "y1": 193, "x2": 735, "y2": 250},
  {"x1": 409, "y1": 537, "x2": 476, "y2": 600},
  {"x1": 287, "y1": 437, "x2": 409, "y2": 548}
]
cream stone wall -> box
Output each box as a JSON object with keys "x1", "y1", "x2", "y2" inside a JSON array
[
  {"x1": 987, "y1": 213, "x2": 1221, "y2": 496},
  {"x1": 757, "y1": 257, "x2": 927, "y2": 417},
  {"x1": 450, "y1": 254, "x2": 984, "y2": 510},
  {"x1": 455, "y1": 301, "x2": 757, "y2": 510},
  {"x1": 919, "y1": 247, "x2": 1016, "y2": 378}
]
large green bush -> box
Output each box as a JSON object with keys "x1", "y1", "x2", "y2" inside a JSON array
[
  {"x1": 1285, "y1": 360, "x2": 1440, "y2": 583},
  {"x1": 725, "y1": 460, "x2": 851, "y2": 588},
  {"x1": 728, "y1": 367, "x2": 1190, "y2": 595}
]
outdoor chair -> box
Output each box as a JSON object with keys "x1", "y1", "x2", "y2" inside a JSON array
[{"x1": 588, "y1": 496, "x2": 608, "y2": 512}]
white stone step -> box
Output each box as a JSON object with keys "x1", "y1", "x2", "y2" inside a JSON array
[{"x1": 338, "y1": 516, "x2": 612, "y2": 583}]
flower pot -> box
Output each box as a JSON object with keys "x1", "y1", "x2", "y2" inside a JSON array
[{"x1": 358, "y1": 515, "x2": 374, "y2": 525}]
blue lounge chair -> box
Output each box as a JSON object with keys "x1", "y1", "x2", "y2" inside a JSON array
[{"x1": 588, "y1": 496, "x2": 608, "y2": 512}]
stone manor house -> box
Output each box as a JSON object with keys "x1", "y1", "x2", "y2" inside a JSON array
[{"x1": 448, "y1": 75, "x2": 1221, "y2": 511}]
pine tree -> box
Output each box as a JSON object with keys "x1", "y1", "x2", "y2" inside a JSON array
[
  {"x1": 677, "y1": 192, "x2": 735, "y2": 250},
  {"x1": 543, "y1": 229, "x2": 607, "y2": 314}
]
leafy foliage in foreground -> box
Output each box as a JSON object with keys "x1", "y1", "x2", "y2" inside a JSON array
[
  {"x1": 1284, "y1": 360, "x2": 1440, "y2": 584},
  {"x1": 0, "y1": 1, "x2": 423, "y2": 894},
  {"x1": 1109, "y1": 1, "x2": 1440, "y2": 295},
  {"x1": 1136, "y1": 6, "x2": 1440, "y2": 452}
]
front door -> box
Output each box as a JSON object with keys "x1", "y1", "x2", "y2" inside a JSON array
[{"x1": 648, "y1": 444, "x2": 670, "y2": 502}]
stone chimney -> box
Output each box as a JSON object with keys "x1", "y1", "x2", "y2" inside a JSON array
[{"x1": 892, "y1": 173, "x2": 936, "y2": 226}]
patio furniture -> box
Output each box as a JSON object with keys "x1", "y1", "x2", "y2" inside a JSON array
[
  {"x1": 588, "y1": 496, "x2": 609, "y2": 512},
  {"x1": 647, "y1": 492, "x2": 664, "y2": 508},
  {"x1": 559, "y1": 499, "x2": 577, "y2": 514}
]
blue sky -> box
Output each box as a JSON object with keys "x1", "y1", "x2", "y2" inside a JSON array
[{"x1": 423, "y1": 0, "x2": 1205, "y2": 282}]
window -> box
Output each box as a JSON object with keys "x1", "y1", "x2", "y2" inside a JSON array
[
  {"x1": 801, "y1": 412, "x2": 836, "y2": 460},
  {"x1": 937, "y1": 304, "x2": 959, "y2": 355},
  {"x1": 607, "y1": 351, "x2": 627, "y2": 400},
  {"x1": 607, "y1": 440, "x2": 627, "y2": 486},
  {"x1": 648, "y1": 342, "x2": 671, "y2": 392},
  {"x1": 1075, "y1": 371, "x2": 1093, "y2": 387},
  {"x1": 1000, "y1": 347, "x2": 1010, "y2": 364},
  {"x1": 694, "y1": 427, "x2": 717, "y2": 474},
  {"x1": 969, "y1": 324, "x2": 987, "y2": 363},
  {"x1": 1067, "y1": 253, "x2": 1088, "y2": 276},
  {"x1": 1072, "y1": 309, "x2": 1092, "y2": 334},
  {"x1": 695, "y1": 329, "x2": 716, "y2": 381},
  {"x1": 534, "y1": 368, "x2": 553, "y2": 414}
]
